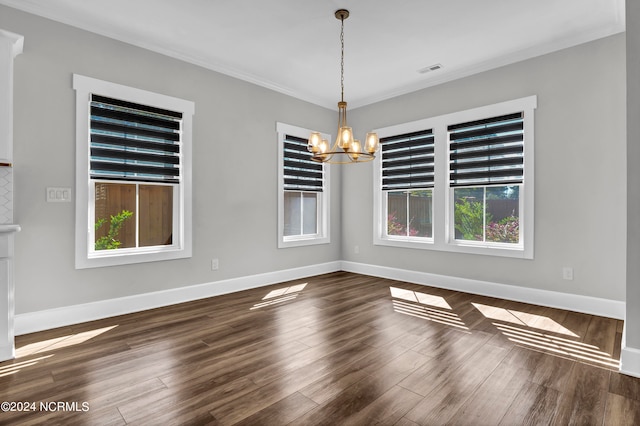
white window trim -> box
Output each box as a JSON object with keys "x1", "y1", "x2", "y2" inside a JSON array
[
  {"x1": 73, "y1": 74, "x2": 194, "y2": 268},
  {"x1": 277, "y1": 122, "x2": 330, "y2": 248},
  {"x1": 374, "y1": 96, "x2": 536, "y2": 259}
]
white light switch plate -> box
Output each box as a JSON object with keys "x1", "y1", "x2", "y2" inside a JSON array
[{"x1": 46, "y1": 187, "x2": 72, "y2": 202}]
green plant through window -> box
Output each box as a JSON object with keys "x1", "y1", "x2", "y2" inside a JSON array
[
  {"x1": 454, "y1": 186, "x2": 519, "y2": 244},
  {"x1": 95, "y1": 210, "x2": 133, "y2": 250},
  {"x1": 454, "y1": 197, "x2": 487, "y2": 241}
]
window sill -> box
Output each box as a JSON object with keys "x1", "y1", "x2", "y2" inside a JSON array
[
  {"x1": 374, "y1": 237, "x2": 532, "y2": 259},
  {"x1": 77, "y1": 246, "x2": 191, "y2": 269},
  {"x1": 374, "y1": 237, "x2": 434, "y2": 250},
  {"x1": 279, "y1": 235, "x2": 330, "y2": 249},
  {"x1": 446, "y1": 241, "x2": 531, "y2": 259}
]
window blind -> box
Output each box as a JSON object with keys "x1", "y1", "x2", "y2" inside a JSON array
[
  {"x1": 448, "y1": 112, "x2": 524, "y2": 187},
  {"x1": 89, "y1": 94, "x2": 182, "y2": 184},
  {"x1": 381, "y1": 129, "x2": 434, "y2": 190},
  {"x1": 283, "y1": 134, "x2": 323, "y2": 192}
]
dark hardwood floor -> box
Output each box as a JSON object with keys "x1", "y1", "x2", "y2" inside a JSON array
[{"x1": 1, "y1": 271, "x2": 638, "y2": 425}]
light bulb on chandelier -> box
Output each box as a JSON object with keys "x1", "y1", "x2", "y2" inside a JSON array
[{"x1": 307, "y1": 9, "x2": 379, "y2": 163}]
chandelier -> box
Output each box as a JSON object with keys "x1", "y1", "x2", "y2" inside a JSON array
[{"x1": 308, "y1": 9, "x2": 379, "y2": 163}]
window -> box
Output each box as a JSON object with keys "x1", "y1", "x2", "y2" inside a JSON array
[
  {"x1": 74, "y1": 75, "x2": 194, "y2": 268},
  {"x1": 381, "y1": 130, "x2": 434, "y2": 240},
  {"x1": 449, "y1": 113, "x2": 524, "y2": 246},
  {"x1": 374, "y1": 96, "x2": 536, "y2": 258},
  {"x1": 277, "y1": 122, "x2": 330, "y2": 248}
]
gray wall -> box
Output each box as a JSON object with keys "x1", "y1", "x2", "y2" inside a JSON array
[
  {"x1": 0, "y1": 4, "x2": 628, "y2": 316},
  {"x1": 0, "y1": 6, "x2": 340, "y2": 314},
  {"x1": 346, "y1": 33, "x2": 626, "y2": 301},
  {"x1": 627, "y1": 1, "x2": 640, "y2": 349}
]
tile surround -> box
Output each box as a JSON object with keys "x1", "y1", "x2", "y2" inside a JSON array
[{"x1": 0, "y1": 166, "x2": 12, "y2": 224}]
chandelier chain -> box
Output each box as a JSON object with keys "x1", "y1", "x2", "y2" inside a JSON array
[{"x1": 340, "y1": 15, "x2": 345, "y2": 102}]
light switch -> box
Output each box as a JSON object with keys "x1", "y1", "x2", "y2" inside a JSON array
[{"x1": 46, "y1": 187, "x2": 72, "y2": 202}]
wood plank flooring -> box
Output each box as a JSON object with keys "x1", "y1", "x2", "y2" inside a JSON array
[{"x1": 0, "y1": 271, "x2": 638, "y2": 425}]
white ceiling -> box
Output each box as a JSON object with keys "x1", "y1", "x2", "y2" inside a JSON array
[{"x1": 0, "y1": 0, "x2": 626, "y2": 109}]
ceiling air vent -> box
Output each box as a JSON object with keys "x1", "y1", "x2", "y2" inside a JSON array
[{"x1": 417, "y1": 63, "x2": 443, "y2": 74}]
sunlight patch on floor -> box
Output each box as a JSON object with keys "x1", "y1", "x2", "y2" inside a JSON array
[
  {"x1": 472, "y1": 303, "x2": 618, "y2": 368},
  {"x1": 390, "y1": 287, "x2": 467, "y2": 330},
  {"x1": 15, "y1": 325, "x2": 118, "y2": 358},
  {"x1": 251, "y1": 283, "x2": 307, "y2": 310},
  {"x1": 390, "y1": 287, "x2": 452, "y2": 309},
  {"x1": 472, "y1": 302, "x2": 578, "y2": 337},
  {"x1": 495, "y1": 322, "x2": 620, "y2": 368},
  {"x1": 263, "y1": 283, "x2": 307, "y2": 300},
  {"x1": 0, "y1": 355, "x2": 54, "y2": 377}
]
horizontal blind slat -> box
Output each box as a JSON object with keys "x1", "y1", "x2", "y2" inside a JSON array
[
  {"x1": 92, "y1": 94, "x2": 183, "y2": 118},
  {"x1": 284, "y1": 159, "x2": 323, "y2": 172},
  {"x1": 90, "y1": 120, "x2": 180, "y2": 142},
  {"x1": 383, "y1": 154, "x2": 434, "y2": 169},
  {"x1": 450, "y1": 144, "x2": 522, "y2": 161},
  {"x1": 284, "y1": 169, "x2": 323, "y2": 180},
  {"x1": 91, "y1": 147, "x2": 180, "y2": 165},
  {"x1": 91, "y1": 162, "x2": 180, "y2": 183},
  {"x1": 381, "y1": 136, "x2": 435, "y2": 152},
  {"x1": 449, "y1": 157, "x2": 523, "y2": 172},
  {"x1": 284, "y1": 149, "x2": 321, "y2": 165},
  {"x1": 382, "y1": 165, "x2": 434, "y2": 177},
  {"x1": 447, "y1": 112, "x2": 522, "y2": 131},
  {"x1": 383, "y1": 176, "x2": 434, "y2": 188},
  {"x1": 449, "y1": 121, "x2": 523, "y2": 141},
  {"x1": 450, "y1": 168, "x2": 523, "y2": 180},
  {"x1": 449, "y1": 133, "x2": 523, "y2": 152},
  {"x1": 382, "y1": 146, "x2": 434, "y2": 160},
  {"x1": 91, "y1": 106, "x2": 180, "y2": 131},
  {"x1": 284, "y1": 178, "x2": 323, "y2": 191},
  {"x1": 91, "y1": 134, "x2": 180, "y2": 154}
]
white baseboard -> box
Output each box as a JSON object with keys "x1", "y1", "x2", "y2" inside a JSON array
[
  {"x1": 14, "y1": 260, "x2": 626, "y2": 337},
  {"x1": 14, "y1": 261, "x2": 341, "y2": 336},
  {"x1": 340, "y1": 261, "x2": 625, "y2": 320},
  {"x1": 621, "y1": 325, "x2": 640, "y2": 378},
  {"x1": 0, "y1": 343, "x2": 14, "y2": 362},
  {"x1": 620, "y1": 348, "x2": 640, "y2": 378}
]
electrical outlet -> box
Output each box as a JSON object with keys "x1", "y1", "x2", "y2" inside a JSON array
[
  {"x1": 562, "y1": 267, "x2": 574, "y2": 281},
  {"x1": 211, "y1": 258, "x2": 219, "y2": 270},
  {"x1": 354, "y1": 245, "x2": 359, "y2": 254}
]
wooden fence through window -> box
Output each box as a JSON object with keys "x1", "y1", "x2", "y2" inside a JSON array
[{"x1": 95, "y1": 183, "x2": 173, "y2": 249}]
